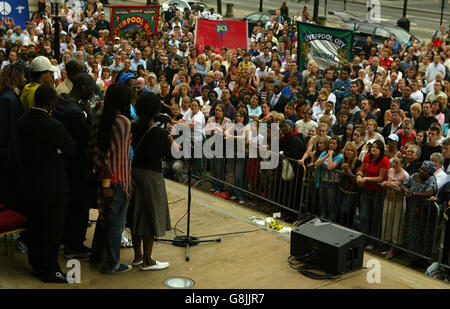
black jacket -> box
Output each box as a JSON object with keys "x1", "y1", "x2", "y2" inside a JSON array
[
  {"x1": 280, "y1": 131, "x2": 306, "y2": 160},
  {"x1": 381, "y1": 122, "x2": 402, "y2": 141},
  {"x1": 404, "y1": 159, "x2": 422, "y2": 176},
  {"x1": 267, "y1": 92, "x2": 289, "y2": 113},
  {"x1": 18, "y1": 108, "x2": 76, "y2": 197},
  {"x1": 53, "y1": 94, "x2": 93, "y2": 170},
  {"x1": 0, "y1": 88, "x2": 24, "y2": 169}
]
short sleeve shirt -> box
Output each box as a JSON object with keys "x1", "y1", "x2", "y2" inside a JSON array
[{"x1": 363, "y1": 153, "x2": 390, "y2": 191}]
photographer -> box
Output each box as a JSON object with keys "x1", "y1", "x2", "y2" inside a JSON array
[{"x1": 130, "y1": 92, "x2": 179, "y2": 271}]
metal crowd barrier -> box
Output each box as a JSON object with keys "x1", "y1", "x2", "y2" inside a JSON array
[
  {"x1": 196, "y1": 153, "x2": 306, "y2": 218},
  {"x1": 182, "y1": 151, "x2": 448, "y2": 265},
  {"x1": 438, "y1": 206, "x2": 450, "y2": 270},
  {"x1": 324, "y1": 167, "x2": 442, "y2": 263}
]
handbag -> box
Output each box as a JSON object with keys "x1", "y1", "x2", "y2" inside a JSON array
[{"x1": 281, "y1": 157, "x2": 294, "y2": 181}]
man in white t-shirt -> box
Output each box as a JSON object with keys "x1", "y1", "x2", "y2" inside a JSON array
[{"x1": 410, "y1": 79, "x2": 424, "y2": 103}]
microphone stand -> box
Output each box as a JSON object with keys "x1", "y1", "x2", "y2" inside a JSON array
[{"x1": 156, "y1": 136, "x2": 221, "y2": 262}]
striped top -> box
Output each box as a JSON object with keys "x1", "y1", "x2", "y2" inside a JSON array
[{"x1": 89, "y1": 112, "x2": 132, "y2": 201}]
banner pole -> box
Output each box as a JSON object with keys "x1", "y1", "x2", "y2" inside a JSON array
[{"x1": 246, "y1": 20, "x2": 248, "y2": 51}]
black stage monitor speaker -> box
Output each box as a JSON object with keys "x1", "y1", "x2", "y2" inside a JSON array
[{"x1": 290, "y1": 218, "x2": 365, "y2": 275}]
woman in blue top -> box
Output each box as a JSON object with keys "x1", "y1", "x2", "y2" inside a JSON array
[
  {"x1": 194, "y1": 55, "x2": 208, "y2": 79},
  {"x1": 314, "y1": 136, "x2": 343, "y2": 221},
  {"x1": 247, "y1": 93, "x2": 262, "y2": 123}
]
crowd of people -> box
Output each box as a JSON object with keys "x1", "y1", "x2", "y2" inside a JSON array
[{"x1": 0, "y1": 0, "x2": 449, "y2": 283}]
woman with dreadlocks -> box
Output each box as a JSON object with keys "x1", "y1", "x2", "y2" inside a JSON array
[{"x1": 88, "y1": 82, "x2": 133, "y2": 274}]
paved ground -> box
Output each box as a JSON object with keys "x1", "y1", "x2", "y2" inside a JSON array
[{"x1": 1, "y1": 179, "x2": 449, "y2": 289}]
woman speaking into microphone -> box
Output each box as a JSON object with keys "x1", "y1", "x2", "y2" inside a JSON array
[{"x1": 130, "y1": 92, "x2": 178, "y2": 271}]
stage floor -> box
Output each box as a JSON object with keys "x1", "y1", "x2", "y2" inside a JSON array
[{"x1": 0, "y1": 180, "x2": 448, "y2": 289}]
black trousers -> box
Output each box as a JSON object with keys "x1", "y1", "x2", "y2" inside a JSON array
[
  {"x1": 25, "y1": 194, "x2": 67, "y2": 275},
  {"x1": 63, "y1": 167, "x2": 90, "y2": 250},
  {"x1": 64, "y1": 189, "x2": 89, "y2": 250}
]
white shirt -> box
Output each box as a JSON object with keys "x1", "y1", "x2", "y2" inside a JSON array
[
  {"x1": 214, "y1": 87, "x2": 224, "y2": 100},
  {"x1": 194, "y1": 96, "x2": 209, "y2": 106},
  {"x1": 182, "y1": 110, "x2": 206, "y2": 141},
  {"x1": 269, "y1": 92, "x2": 281, "y2": 109},
  {"x1": 434, "y1": 168, "x2": 448, "y2": 191},
  {"x1": 425, "y1": 63, "x2": 446, "y2": 82},
  {"x1": 295, "y1": 119, "x2": 318, "y2": 138},
  {"x1": 327, "y1": 92, "x2": 337, "y2": 105},
  {"x1": 411, "y1": 90, "x2": 423, "y2": 103}
]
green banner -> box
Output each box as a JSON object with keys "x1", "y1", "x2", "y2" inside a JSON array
[
  {"x1": 297, "y1": 22, "x2": 353, "y2": 70},
  {"x1": 110, "y1": 5, "x2": 160, "y2": 41}
]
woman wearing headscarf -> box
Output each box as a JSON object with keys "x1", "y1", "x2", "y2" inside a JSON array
[{"x1": 399, "y1": 161, "x2": 438, "y2": 268}]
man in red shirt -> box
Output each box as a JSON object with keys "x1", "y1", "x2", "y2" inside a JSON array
[
  {"x1": 380, "y1": 48, "x2": 393, "y2": 71},
  {"x1": 397, "y1": 119, "x2": 415, "y2": 153}
]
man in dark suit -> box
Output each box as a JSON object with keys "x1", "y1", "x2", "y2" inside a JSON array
[
  {"x1": 53, "y1": 73, "x2": 96, "y2": 260},
  {"x1": 268, "y1": 83, "x2": 289, "y2": 113},
  {"x1": 18, "y1": 84, "x2": 76, "y2": 283}
]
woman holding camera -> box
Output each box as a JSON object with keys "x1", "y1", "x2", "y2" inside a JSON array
[{"x1": 130, "y1": 92, "x2": 178, "y2": 271}]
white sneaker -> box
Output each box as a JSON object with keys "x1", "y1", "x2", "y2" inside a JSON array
[
  {"x1": 141, "y1": 261, "x2": 170, "y2": 271},
  {"x1": 365, "y1": 244, "x2": 375, "y2": 251},
  {"x1": 238, "y1": 200, "x2": 246, "y2": 205}
]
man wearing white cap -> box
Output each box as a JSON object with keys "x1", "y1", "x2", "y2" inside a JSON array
[{"x1": 20, "y1": 56, "x2": 58, "y2": 112}]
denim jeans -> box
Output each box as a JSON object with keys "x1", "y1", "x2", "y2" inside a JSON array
[
  {"x1": 192, "y1": 158, "x2": 203, "y2": 180},
  {"x1": 339, "y1": 191, "x2": 360, "y2": 228},
  {"x1": 95, "y1": 183, "x2": 128, "y2": 271},
  {"x1": 359, "y1": 190, "x2": 384, "y2": 240},
  {"x1": 319, "y1": 181, "x2": 338, "y2": 222},
  {"x1": 212, "y1": 158, "x2": 226, "y2": 192},
  {"x1": 233, "y1": 158, "x2": 248, "y2": 200}
]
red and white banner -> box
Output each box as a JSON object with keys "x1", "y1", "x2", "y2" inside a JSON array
[{"x1": 195, "y1": 19, "x2": 248, "y2": 54}]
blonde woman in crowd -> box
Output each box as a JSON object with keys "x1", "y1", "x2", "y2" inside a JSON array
[{"x1": 148, "y1": 73, "x2": 160, "y2": 94}]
